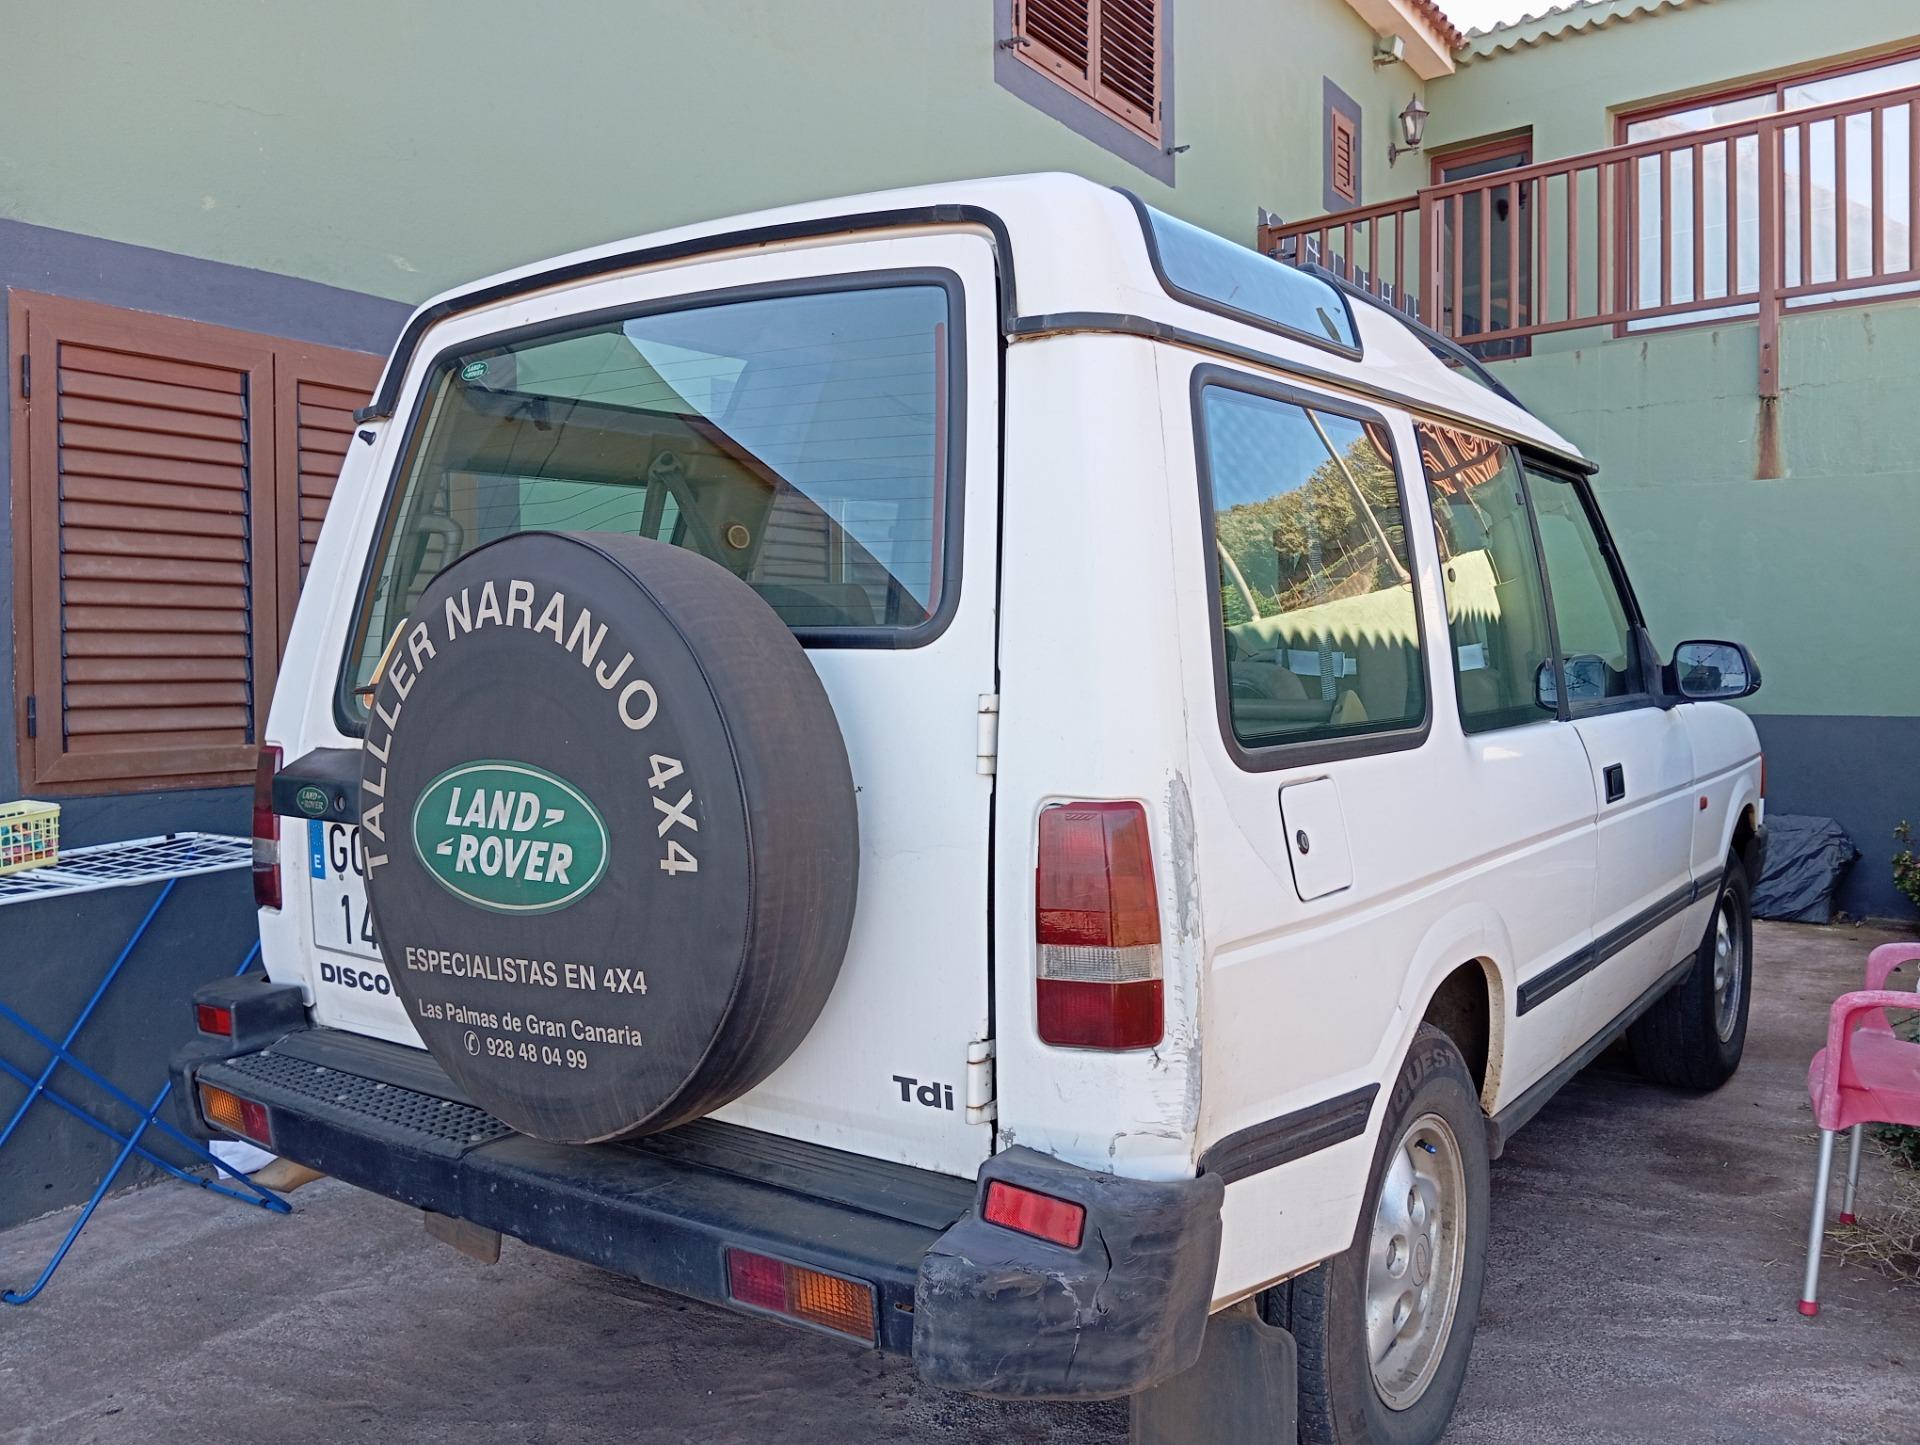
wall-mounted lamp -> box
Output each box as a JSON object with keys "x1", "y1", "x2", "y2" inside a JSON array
[{"x1": 1386, "y1": 94, "x2": 1429, "y2": 167}]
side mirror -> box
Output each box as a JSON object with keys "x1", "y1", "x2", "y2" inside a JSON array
[
  {"x1": 1666, "y1": 640, "x2": 1761, "y2": 701},
  {"x1": 1535, "y1": 655, "x2": 1610, "y2": 710}
]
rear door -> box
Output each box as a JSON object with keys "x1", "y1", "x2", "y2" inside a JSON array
[{"x1": 268, "y1": 230, "x2": 1002, "y2": 1177}]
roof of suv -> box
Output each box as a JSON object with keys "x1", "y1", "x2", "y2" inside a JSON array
[{"x1": 364, "y1": 172, "x2": 1584, "y2": 467}]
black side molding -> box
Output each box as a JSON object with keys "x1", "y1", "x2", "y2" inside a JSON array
[
  {"x1": 271, "y1": 746, "x2": 362, "y2": 823},
  {"x1": 1517, "y1": 867, "x2": 1723, "y2": 1016},
  {"x1": 1489, "y1": 954, "x2": 1695, "y2": 1156},
  {"x1": 1198, "y1": 1084, "x2": 1380, "y2": 1185}
]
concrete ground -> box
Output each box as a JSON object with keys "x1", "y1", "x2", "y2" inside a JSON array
[{"x1": 2, "y1": 921, "x2": 1917, "y2": 1444}]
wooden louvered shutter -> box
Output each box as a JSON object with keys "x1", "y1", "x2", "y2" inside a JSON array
[
  {"x1": 272, "y1": 343, "x2": 382, "y2": 646},
  {"x1": 1092, "y1": 0, "x2": 1159, "y2": 140},
  {"x1": 14, "y1": 293, "x2": 282, "y2": 790},
  {"x1": 1015, "y1": 0, "x2": 1161, "y2": 144},
  {"x1": 1331, "y1": 109, "x2": 1359, "y2": 204}
]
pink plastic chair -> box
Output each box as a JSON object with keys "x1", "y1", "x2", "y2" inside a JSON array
[{"x1": 1799, "y1": 942, "x2": 1920, "y2": 1316}]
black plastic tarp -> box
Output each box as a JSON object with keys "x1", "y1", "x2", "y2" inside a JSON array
[{"x1": 1751, "y1": 813, "x2": 1859, "y2": 924}]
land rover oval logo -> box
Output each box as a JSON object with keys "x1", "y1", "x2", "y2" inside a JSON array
[
  {"x1": 295, "y1": 785, "x2": 330, "y2": 818},
  {"x1": 410, "y1": 761, "x2": 608, "y2": 915}
]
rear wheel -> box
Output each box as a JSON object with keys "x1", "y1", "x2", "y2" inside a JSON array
[
  {"x1": 1262, "y1": 1025, "x2": 1490, "y2": 1445},
  {"x1": 1628, "y1": 855, "x2": 1752, "y2": 1090}
]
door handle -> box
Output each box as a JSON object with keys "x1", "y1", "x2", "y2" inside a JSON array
[{"x1": 1603, "y1": 763, "x2": 1626, "y2": 804}]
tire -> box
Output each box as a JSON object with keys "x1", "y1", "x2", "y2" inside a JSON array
[
  {"x1": 359, "y1": 531, "x2": 858, "y2": 1144},
  {"x1": 1261, "y1": 1025, "x2": 1490, "y2": 1445},
  {"x1": 1628, "y1": 854, "x2": 1752, "y2": 1090}
]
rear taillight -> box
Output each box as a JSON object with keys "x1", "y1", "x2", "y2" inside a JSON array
[
  {"x1": 724, "y1": 1249, "x2": 876, "y2": 1344},
  {"x1": 195, "y1": 1003, "x2": 234, "y2": 1037},
  {"x1": 199, "y1": 1084, "x2": 273, "y2": 1147},
  {"x1": 1759, "y1": 752, "x2": 1767, "y2": 798},
  {"x1": 1035, "y1": 801, "x2": 1164, "y2": 1050},
  {"x1": 252, "y1": 744, "x2": 282, "y2": 910},
  {"x1": 982, "y1": 1180, "x2": 1086, "y2": 1248}
]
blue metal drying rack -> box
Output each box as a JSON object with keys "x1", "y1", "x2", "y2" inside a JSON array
[{"x1": 0, "y1": 832, "x2": 289, "y2": 1305}]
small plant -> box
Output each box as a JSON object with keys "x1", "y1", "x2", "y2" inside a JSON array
[
  {"x1": 1880, "y1": 1123, "x2": 1920, "y2": 1170},
  {"x1": 1896, "y1": 821, "x2": 1920, "y2": 915}
]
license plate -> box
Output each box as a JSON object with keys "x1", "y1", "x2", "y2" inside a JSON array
[{"x1": 308, "y1": 820, "x2": 380, "y2": 960}]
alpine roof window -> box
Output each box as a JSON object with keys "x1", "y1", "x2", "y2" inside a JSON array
[{"x1": 1137, "y1": 201, "x2": 1360, "y2": 355}]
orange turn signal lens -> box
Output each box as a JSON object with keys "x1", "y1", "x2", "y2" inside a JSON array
[{"x1": 788, "y1": 1266, "x2": 875, "y2": 1341}]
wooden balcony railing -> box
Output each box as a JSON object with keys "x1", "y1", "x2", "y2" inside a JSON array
[{"x1": 1258, "y1": 83, "x2": 1920, "y2": 395}]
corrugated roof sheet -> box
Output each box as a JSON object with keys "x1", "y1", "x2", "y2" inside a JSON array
[{"x1": 1458, "y1": 0, "x2": 1715, "y2": 62}]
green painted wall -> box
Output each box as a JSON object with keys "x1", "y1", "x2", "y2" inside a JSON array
[
  {"x1": 1504, "y1": 302, "x2": 1920, "y2": 721},
  {"x1": 1393, "y1": 0, "x2": 1920, "y2": 715},
  {"x1": 1523, "y1": 301, "x2": 1920, "y2": 919},
  {"x1": 0, "y1": 0, "x2": 1420, "y2": 304}
]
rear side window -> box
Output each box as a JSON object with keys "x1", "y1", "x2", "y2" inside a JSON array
[
  {"x1": 1414, "y1": 421, "x2": 1556, "y2": 733},
  {"x1": 342, "y1": 278, "x2": 959, "y2": 718},
  {"x1": 1199, "y1": 381, "x2": 1425, "y2": 753}
]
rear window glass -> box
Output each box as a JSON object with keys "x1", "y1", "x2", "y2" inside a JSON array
[
  {"x1": 1201, "y1": 383, "x2": 1425, "y2": 750},
  {"x1": 343, "y1": 281, "x2": 956, "y2": 716},
  {"x1": 1143, "y1": 205, "x2": 1359, "y2": 353}
]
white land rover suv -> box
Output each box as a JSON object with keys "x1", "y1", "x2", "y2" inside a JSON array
[{"x1": 177, "y1": 174, "x2": 1765, "y2": 1445}]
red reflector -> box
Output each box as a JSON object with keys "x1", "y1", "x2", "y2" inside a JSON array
[
  {"x1": 1036, "y1": 802, "x2": 1163, "y2": 1049},
  {"x1": 195, "y1": 1003, "x2": 234, "y2": 1037},
  {"x1": 724, "y1": 1249, "x2": 876, "y2": 1344},
  {"x1": 252, "y1": 745, "x2": 283, "y2": 911},
  {"x1": 240, "y1": 1098, "x2": 272, "y2": 1145},
  {"x1": 983, "y1": 1180, "x2": 1087, "y2": 1249},
  {"x1": 726, "y1": 1249, "x2": 787, "y2": 1312}
]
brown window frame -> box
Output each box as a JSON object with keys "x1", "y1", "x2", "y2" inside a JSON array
[
  {"x1": 1013, "y1": 0, "x2": 1165, "y2": 147},
  {"x1": 1609, "y1": 43, "x2": 1920, "y2": 339},
  {"x1": 1614, "y1": 41, "x2": 1920, "y2": 141},
  {"x1": 8, "y1": 290, "x2": 380, "y2": 795}
]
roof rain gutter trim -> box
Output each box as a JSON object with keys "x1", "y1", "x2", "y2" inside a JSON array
[
  {"x1": 1008, "y1": 311, "x2": 1594, "y2": 473},
  {"x1": 355, "y1": 204, "x2": 1020, "y2": 423}
]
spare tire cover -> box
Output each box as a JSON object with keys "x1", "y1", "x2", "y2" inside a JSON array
[{"x1": 358, "y1": 531, "x2": 858, "y2": 1144}]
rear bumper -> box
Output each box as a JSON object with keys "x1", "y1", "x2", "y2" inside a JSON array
[{"x1": 174, "y1": 1011, "x2": 1220, "y2": 1398}]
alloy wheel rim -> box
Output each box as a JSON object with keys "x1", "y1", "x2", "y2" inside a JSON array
[
  {"x1": 1710, "y1": 886, "x2": 1745, "y2": 1042},
  {"x1": 1365, "y1": 1112, "x2": 1467, "y2": 1411}
]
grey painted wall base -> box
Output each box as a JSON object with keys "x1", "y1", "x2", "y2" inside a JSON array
[
  {"x1": 0, "y1": 870, "x2": 259, "y2": 1232},
  {"x1": 1751, "y1": 713, "x2": 1920, "y2": 922}
]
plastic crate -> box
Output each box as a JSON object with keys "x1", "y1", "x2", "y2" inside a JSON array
[{"x1": 0, "y1": 800, "x2": 60, "y2": 875}]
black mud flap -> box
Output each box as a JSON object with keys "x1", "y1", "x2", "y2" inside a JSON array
[
  {"x1": 913, "y1": 1146, "x2": 1224, "y2": 1399},
  {"x1": 1128, "y1": 1299, "x2": 1298, "y2": 1444}
]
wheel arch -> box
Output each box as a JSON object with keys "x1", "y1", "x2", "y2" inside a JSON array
[
  {"x1": 1390, "y1": 905, "x2": 1515, "y2": 1117},
  {"x1": 1728, "y1": 792, "x2": 1763, "y2": 879}
]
